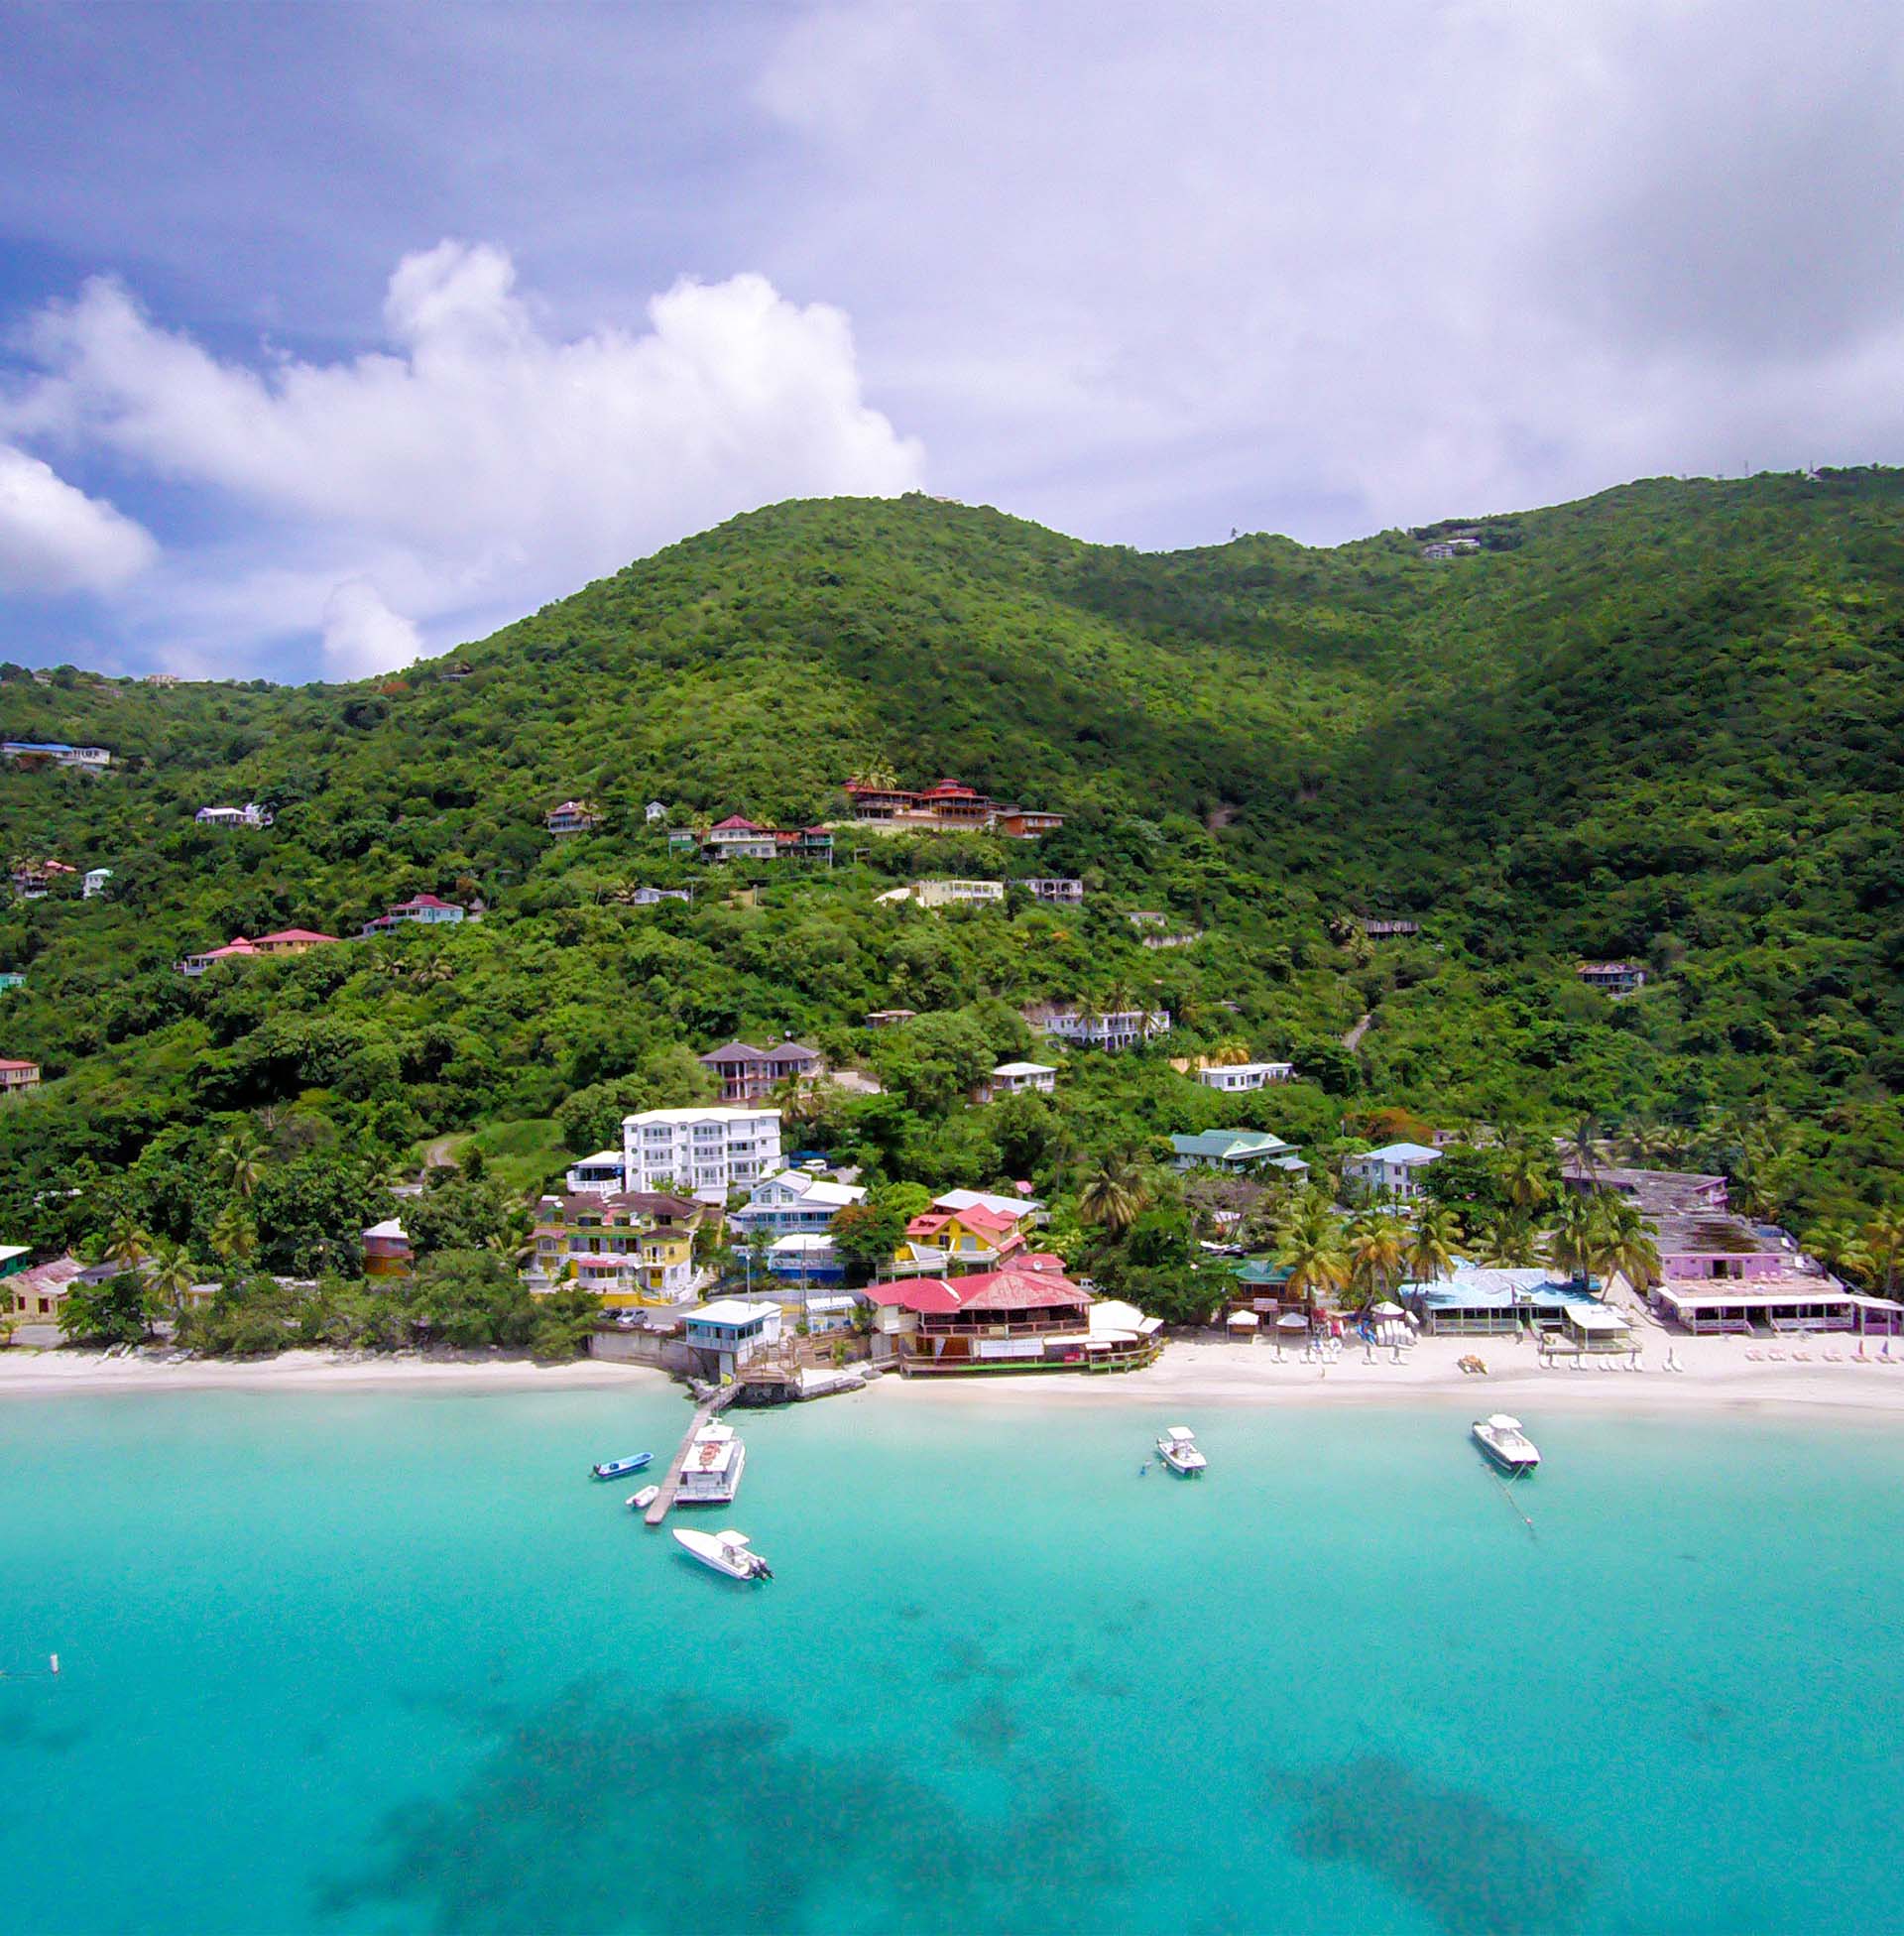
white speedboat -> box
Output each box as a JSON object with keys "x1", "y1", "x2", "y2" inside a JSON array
[
  {"x1": 626, "y1": 1484, "x2": 660, "y2": 1512},
  {"x1": 1156, "y1": 1425, "x2": 1208, "y2": 1476},
  {"x1": 1472, "y1": 1414, "x2": 1540, "y2": 1473},
  {"x1": 676, "y1": 1421, "x2": 747, "y2": 1505},
  {"x1": 673, "y1": 1527, "x2": 773, "y2": 1582}
]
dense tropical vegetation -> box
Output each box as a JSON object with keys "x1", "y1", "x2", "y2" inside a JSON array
[{"x1": 3, "y1": 468, "x2": 1901, "y2": 1343}]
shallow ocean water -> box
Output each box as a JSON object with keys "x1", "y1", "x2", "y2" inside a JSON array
[{"x1": 2, "y1": 1384, "x2": 1900, "y2": 1934}]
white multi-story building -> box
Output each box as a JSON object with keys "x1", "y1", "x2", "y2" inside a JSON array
[
  {"x1": 978, "y1": 1060, "x2": 1057, "y2": 1102},
  {"x1": 622, "y1": 1106, "x2": 782, "y2": 1204},
  {"x1": 1196, "y1": 1061, "x2": 1294, "y2": 1092},
  {"x1": 1041, "y1": 1008, "x2": 1171, "y2": 1051}
]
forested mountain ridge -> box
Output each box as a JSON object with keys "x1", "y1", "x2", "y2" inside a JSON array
[{"x1": 1, "y1": 468, "x2": 1900, "y2": 1268}]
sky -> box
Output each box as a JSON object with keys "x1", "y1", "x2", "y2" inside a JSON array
[{"x1": 1, "y1": 0, "x2": 1900, "y2": 681}]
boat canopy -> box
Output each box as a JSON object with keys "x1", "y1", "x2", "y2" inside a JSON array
[
  {"x1": 1486, "y1": 1414, "x2": 1522, "y2": 1430},
  {"x1": 1166, "y1": 1425, "x2": 1197, "y2": 1440}
]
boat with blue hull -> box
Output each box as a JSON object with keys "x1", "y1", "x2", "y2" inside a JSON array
[{"x1": 591, "y1": 1452, "x2": 654, "y2": 1481}]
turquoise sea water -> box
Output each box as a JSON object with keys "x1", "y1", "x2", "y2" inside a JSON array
[{"x1": 2, "y1": 1384, "x2": 1901, "y2": 1936}]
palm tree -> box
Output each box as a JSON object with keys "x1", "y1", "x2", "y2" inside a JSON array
[
  {"x1": 1546, "y1": 1193, "x2": 1600, "y2": 1286},
  {"x1": 1274, "y1": 1201, "x2": 1351, "y2": 1310},
  {"x1": 1475, "y1": 1207, "x2": 1543, "y2": 1269},
  {"x1": 1497, "y1": 1134, "x2": 1557, "y2": 1213},
  {"x1": 214, "y1": 1128, "x2": 266, "y2": 1201},
  {"x1": 1595, "y1": 1198, "x2": 1661, "y2": 1297},
  {"x1": 1345, "y1": 1209, "x2": 1408, "y2": 1312},
  {"x1": 102, "y1": 1213, "x2": 150, "y2": 1272},
  {"x1": 1860, "y1": 1209, "x2": 1904, "y2": 1297},
  {"x1": 1207, "y1": 1036, "x2": 1251, "y2": 1067},
  {"x1": 1805, "y1": 1219, "x2": 1873, "y2": 1286},
  {"x1": 1405, "y1": 1204, "x2": 1464, "y2": 1287},
  {"x1": 146, "y1": 1238, "x2": 198, "y2": 1320},
  {"x1": 209, "y1": 1203, "x2": 258, "y2": 1270},
  {"x1": 1566, "y1": 1115, "x2": 1601, "y2": 1183},
  {"x1": 1078, "y1": 1149, "x2": 1150, "y2": 1237}
]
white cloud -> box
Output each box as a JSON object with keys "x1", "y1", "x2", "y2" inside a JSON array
[
  {"x1": 751, "y1": 0, "x2": 1904, "y2": 544},
  {"x1": 322, "y1": 579, "x2": 423, "y2": 679},
  {"x1": 2, "y1": 243, "x2": 922, "y2": 667},
  {"x1": 0, "y1": 442, "x2": 156, "y2": 595}
]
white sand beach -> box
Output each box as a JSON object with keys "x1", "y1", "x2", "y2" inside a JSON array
[
  {"x1": 887, "y1": 1325, "x2": 1904, "y2": 1418},
  {"x1": 5, "y1": 1324, "x2": 1904, "y2": 1417}
]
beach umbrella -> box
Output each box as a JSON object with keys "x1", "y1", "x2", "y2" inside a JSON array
[
  {"x1": 1369, "y1": 1300, "x2": 1404, "y2": 1318},
  {"x1": 1226, "y1": 1309, "x2": 1260, "y2": 1329}
]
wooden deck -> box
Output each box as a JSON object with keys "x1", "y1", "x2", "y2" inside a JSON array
[{"x1": 643, "y1": 1383, "x2": 744, "y2": 1526}]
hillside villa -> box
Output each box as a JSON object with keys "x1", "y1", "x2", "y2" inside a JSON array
[
  {"x1": 1361, "y1": 918, "x2": 1419, "y2": 940},
  {"x1": 1578, "y1": 960, "x2": 1647, "y2": 995},
  {"x1": 978, "y1": 1060, "x2": 1057, "y2": 1103},
  {"x1": 0, "y1": 1057, "x2": 42, "y2": 1095},
  {"x1": 531, "y1": 1190, "x2": 704, "y2": 1305},
  {"x1": 1344, "y1": 1142, "x2": 1443, "y2": 1200},
  {"x1": 688, "y1": 816, "x2": 835, "y2": 863},
  {"x1": 544, "y1": 799, "x2": 602, "y2": 835},
  {"x1": 1169, "y1": 1130, "x2": 1307, "y2": 1175},
  {"x1": 699, "y1": 1039, "x2": 823, "y2": 1103},
  {"x1": 195, "y1": 803, "x2": 272, "y2": 828},
  {"x1": 1195, "y1": 1061, "x2": 1294, "y2": 1092},
  {"x1": 912, "y1": 879, "x2": 1005, "y2": 908},
  {"x1": 11, "y1": 860, "x2": 77, "y2": 900},
  {"x1": 862, "y1": 1264, "x2": 1159, "y2": 1374},
  {"x1": 1, "y1": 742, "x2": 111, "y2": 772},
  {"x1": 863, "y1": 1008, "x2": 917, "y2": 1028},
  {"x1": 843, "y1": 776, "x2": 1064, "y2": 837},
  {"x1": 361, "y1": 893, "x2": 468, "y2": 935},
  {"x1": 83, "y1": 868, "x2": 110, "y2": 898},
  {"x1": 178, "y1": 928, "x2": 342, "y2": 975},
  {"x1": 1033, "y1": 1004, "x2": 1171, "y2": 1051},
  {"x1": 1024, "y1": 878, "x2": 1083, "y2": 904}
]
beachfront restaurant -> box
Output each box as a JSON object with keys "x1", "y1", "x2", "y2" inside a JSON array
[
  {"x1": 1650, "y1": 1275, "x2": 1878, "y2": 1336},
  {"x1": 1405, "y1": 1269, "x2": 1607, "y2": 1337},
  {"x1": 863, "y1": 1267, "x2": 1161, "y2": 1375}
]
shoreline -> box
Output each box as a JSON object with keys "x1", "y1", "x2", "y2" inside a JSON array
[
  {"x1": 0, "y1": 1346, "x2": 666, "y2": 1399},
  {"x1": 5, "y1": 1329, "x2": 1904, "y2": 1419}
]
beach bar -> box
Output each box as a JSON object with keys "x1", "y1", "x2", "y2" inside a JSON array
[{"x1": 1650, "y1": 1276, "x2": 1862, "y2": 1336}]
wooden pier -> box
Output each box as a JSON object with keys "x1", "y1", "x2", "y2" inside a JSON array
[{"x1": 643, "y1": 1383, "x2": 743, "y2": 1526}]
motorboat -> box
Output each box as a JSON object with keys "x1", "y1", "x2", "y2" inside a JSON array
[
  {"x1": 591, "y1": 1452, "x2": 654, "y2": 1482},
  {"x1": 626, "y1": 1484, "x2": 660, "y2": 1512},
  {"x1": 673, "y1": 1527, "x2": 773, "y2": 1582},
  {"x1": 1156, "y1": 1425, "x2": 1208, "y2": 1476},
  {"x1": 1472, "y1": 1414, "x2": 1540, "y2": 1473},
  {"x1": 675, "y1": 1421, "x2": 747, "y2": 1505}
]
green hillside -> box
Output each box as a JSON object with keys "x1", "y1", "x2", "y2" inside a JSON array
[{"x1": 2, "y1": 469, "x2": 1900, "y2": 1276}]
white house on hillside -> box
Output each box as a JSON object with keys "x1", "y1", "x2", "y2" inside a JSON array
[
  {"x1": 1196, "y1": 1061, "x2": 1293, "y2": 1092},
  {"x1": 1344, "y1": 1142, "x2": 1443, "y2": 1201},
  {"x1": 979, "y1": 1060, "x2": 1057, "y2": 1103},
  {"x1": 730, "y1": 1169, "x2": 866, "y2": 1238}
]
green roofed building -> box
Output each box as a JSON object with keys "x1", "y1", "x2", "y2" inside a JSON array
[{"x1": 1169, "y1": 1131, "x2": 1308, "y2": 1175}]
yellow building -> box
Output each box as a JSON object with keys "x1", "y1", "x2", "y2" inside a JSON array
[{"x1": 532, "y1": 1191, "x2": 703, "y2": 1306}]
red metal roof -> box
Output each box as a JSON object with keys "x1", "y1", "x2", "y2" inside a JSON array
[
  {"x1": 709, "y1": 815, "x2": 764, "y2": 832},
  {"x1": 862, "y1": 1276, "x2": 965, "y2": 1313},
  {"x1": 257, "y1": 928, "x2": 340, "y2": 945},
  {"x1": 949, "y1": 1266, "x2": 1091, "y2": 1311}
]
